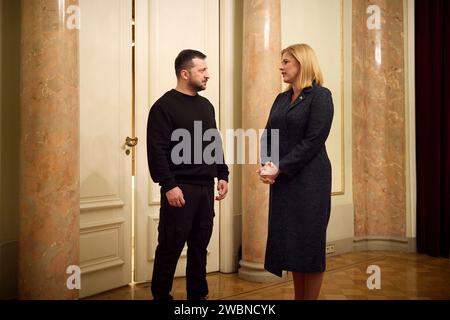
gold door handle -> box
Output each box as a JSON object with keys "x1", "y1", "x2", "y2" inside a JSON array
[{"x1": 125, "y1": 136, "x2": 138, "y2": 147}]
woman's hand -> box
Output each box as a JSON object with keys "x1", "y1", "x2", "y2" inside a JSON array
[
  {"x1": 256, "y1": 162, "x2": 280, "y2": 184},
  {"x1": 256, "y1": 167, "x2": 273, "y2": 184}
]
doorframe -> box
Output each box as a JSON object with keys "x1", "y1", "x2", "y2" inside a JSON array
[
  {"x1": 133, "y1": 0, "x2": 149, "y2": 282},
  {"x1": 218, "y1": 0, "x2": 240, "y2": 273}
]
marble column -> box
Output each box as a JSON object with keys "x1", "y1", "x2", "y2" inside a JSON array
[
  {"x1": 18, "y1": 0, "x2": 80, "y2": 299},
  {"x1": 352, "y1": 0, "x2": 406, "y2": 238},
  {"x1": 239, "y1": 0, "x2": 282, "y2": 282}
]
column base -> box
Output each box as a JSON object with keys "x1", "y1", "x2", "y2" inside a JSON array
[{"x1": 238, "y1": 260, "x2": 287, "y2": 283}]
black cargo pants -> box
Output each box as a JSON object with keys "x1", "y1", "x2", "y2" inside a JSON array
[{"x1": 151, "y1": 183, "x2": 214, "y2": 300}]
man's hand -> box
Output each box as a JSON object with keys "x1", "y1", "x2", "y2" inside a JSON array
[
  {"x1": 215, "y1": 180, "x2": 228, "y2": 201},
  {"x1": 165, "y1": 187, "x2": 186, "y2": 207}
]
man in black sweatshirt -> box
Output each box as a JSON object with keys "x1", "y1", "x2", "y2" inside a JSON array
[{"x1": 147, "y1": 49, "x2": 229, "y2": 300}]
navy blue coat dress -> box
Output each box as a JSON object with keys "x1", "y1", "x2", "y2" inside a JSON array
[{"x1": 262, "y1": 83, "x2": 334, "y2": 276}]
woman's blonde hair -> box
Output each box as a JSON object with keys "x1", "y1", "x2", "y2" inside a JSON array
[{"x1": 281, "y1": 43, "x2": 323, "y2": 91}]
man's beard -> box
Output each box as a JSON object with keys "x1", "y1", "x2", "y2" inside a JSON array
[{"x1": 188, "y1": 80, "x2": 206, "y2": 92}]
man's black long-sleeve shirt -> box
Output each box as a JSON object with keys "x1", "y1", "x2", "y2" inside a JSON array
[{"x1": 147, "y1": 89, "x2": 229, "y2": 193}]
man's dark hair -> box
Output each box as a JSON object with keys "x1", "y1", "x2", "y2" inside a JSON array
[{"x1": 175, "y1": 49, "x2": 207, "y2": 78}]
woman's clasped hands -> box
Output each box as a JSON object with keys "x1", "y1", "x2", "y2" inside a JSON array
[{"x1": 256, "y1": 161, "x2": 280, "y2": 185}]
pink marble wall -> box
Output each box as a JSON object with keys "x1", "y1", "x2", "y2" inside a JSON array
[
  {"x1": 18, "y1": 0, "x2": 80, "y2": 299},
  {"x1": 352, "y1": 0, "x2": 406, "y2": 237},
  {"x1": 241, "y1": 0, "x2": 281, "y2": 265}
]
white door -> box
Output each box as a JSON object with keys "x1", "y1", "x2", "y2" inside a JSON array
[
  {"x1": 79, "y1": 0, "x2": 133, "y2": 298},
  {"x1": 134, "y1": 0, "x2": 221, "y2": 282}
]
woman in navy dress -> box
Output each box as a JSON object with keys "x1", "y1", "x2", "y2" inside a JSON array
[{"x1": 258, "y1": 43, "x2": 334, "y2": 300}]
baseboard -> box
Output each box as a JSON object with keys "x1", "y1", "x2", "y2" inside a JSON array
[
  {"x1": 326, "y1": 237, "x2": 354, "y2": 256},
  {"x1": 353, "y1": 236, "x2": 417, "y2": 252},
  {"x1": 0, "y1": 240, "x2": 18, "y2": 299},
  {"x1": 325, "y1": 237, "x2": 417, "y2": 257}
]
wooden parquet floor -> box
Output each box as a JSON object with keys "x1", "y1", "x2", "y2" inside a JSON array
[{"x1": 86, "y1": 251, "x2": 450, "y2": 300}]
